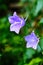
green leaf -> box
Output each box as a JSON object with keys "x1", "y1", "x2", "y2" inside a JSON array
[
  {"x1": 24, "y1": 57, "x2": 42, "y2": 65},
  {"x1": 24, "y1": 48, "x2": 35, "y2": 61},
  {"x1": 28, "y1": 57, "x2": 42, "y2": 65},
  {"x1": 34, "y1": 0, "x2": 43, "y2": 16},
  {"x1": 39, "y1": 18, "x2": 43, "y2": 24},
  {"x1": 37, "y1": 45, "x2": 41, "y2": 52}
]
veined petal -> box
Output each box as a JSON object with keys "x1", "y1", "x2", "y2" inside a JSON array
[
  {"x1": 26, "y1": 38, "x2": 39, "y2": 49},
  {"x1": 8, "y1": 16, "x2": 15, "y2": 24},
  {"x1": 25, "y1": 31, "x2": 39, "y2": 49},
  {"x1": 8, "y1": 15, "x2": 22, "y2": 24},
  {"x1": 10, "y1": 22, "x2": 21, "y2": 34},
  {"x1": 25, "y1": 31, "x2": 38, "y2": 42},
  {"x1": 21, "y1": 18, "x2": 25, "y2": 27}
]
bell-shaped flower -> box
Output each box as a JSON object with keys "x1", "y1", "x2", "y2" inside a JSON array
[
  {"x1": 25, "y1": 31, "x2": 39, "y2": 49},
  {"x1": 8, "y1": 12, "x2": 25, "y2": 34}
]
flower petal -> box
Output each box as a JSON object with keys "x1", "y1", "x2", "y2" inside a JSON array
[
  {"x1": 25, "y1": 31, "x2": 38, "y2": 42},
  {"x1": 21, "y1": 18, "x2": 25, "y2": 27},
  {"x1": 8, "y1": 15, "x2": 22, "y2": 24},
  {"x1": 10, "y1": 22, "x2": 21, "y2": 34},
  {"x1": 26, "y1": 42, "x2": 38, "y2": 49},
  {"x1": 13, "y1": 12, "x2": 17, "y2": 16},
  {"x1": 8, "y1": 16, "x2": 15, "y2": 24}
]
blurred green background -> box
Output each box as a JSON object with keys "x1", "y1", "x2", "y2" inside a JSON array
[{"x1": 0, "y1": 0, "x2": 43, "y2": 65}]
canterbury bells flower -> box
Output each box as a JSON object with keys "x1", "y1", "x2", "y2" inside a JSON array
[
  {"x1": 8, "y1": 12, "x2": 25, "y2": 34},
  {"x1": 25, "y1": 31, "x2": 39, "y2": 49}
]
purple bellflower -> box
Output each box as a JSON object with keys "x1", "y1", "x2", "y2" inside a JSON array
[
  {"x1": 25, "y1": 31, "x2": 39, "y2": 49},
  {"x1": 8, "y1": 12, "x2": 25, "y2": 34}
]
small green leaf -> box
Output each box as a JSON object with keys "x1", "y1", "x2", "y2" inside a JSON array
[{"x1": 39, "y1": 18, "x2": 43, "y2": 24}]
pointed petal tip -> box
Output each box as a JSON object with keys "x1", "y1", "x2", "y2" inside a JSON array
[
  {"x1": 10, "y1": 27, "x2": 19, "y2": 34},
  {"x1": 13, "y1": 12, "x2": 17, "y2": 16},
  {"x1": 10, "y1": 23, "x2": 20, "y2": 34}
]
